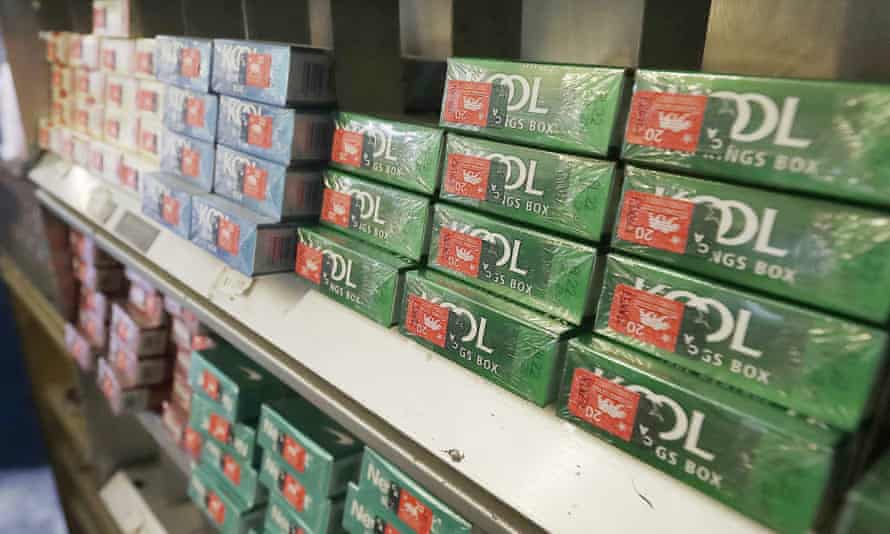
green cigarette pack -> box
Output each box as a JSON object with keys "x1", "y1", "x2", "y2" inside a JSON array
[
  {"x1": 440, "y1": 58, "x2": 628, "y2": 157},
  {"x1": 427, "y1": 203, "x2": 599, "y2": 324},
  {"x1": 202, "y1": 438, "x2": 267, "y2": 508},
  {"x1": 265, "y1": 490, "x2": 345, "y2": 534},
  {"x1": 836, "y1": 452, "x2": 890, "y2": 534},
  {"x1": 189, "y1": 343, "x2": 290, "y2": 421},
  {"x1": 296, "y1": 227, "x2": 415, "y2": 326},
  {"x1": 558, "y1": 335, "x2": 839, "y2": 534},
  {"x1": 595, "y1": 254, "x2": 886, "y2": 430},
  {"x1": 320, "y1": 169, "x2": 432, "y2": 260},
  {"x1": 440, "y1": 134, "x2": 618, "y2": 241},
  {"x1": 612, "y1": 165, "x2": 890, "y2": 323},
  {"x1": 343, "y1": 483, "x2": 411, "y2": 534},
  {"x1": 188, "y1": 463, "x2": 265, "y2": 534},
  {"x1": 190, "y1": 393, "x2": 259, "y2": 465},
  {"x1": 622, "y1": 70, "x2": 890, "y2": 207},
  {"x1": 357, "y1": 447, "x2": 471, "y2": 534},
  {"x1": 259, "y1": 449, "x2": 342, "y2": 534},
  {"x1": 330, "y1": 112, "x2": 444, "y2": 195},
  {"x1": 399, "y1": 270, "x2": 573, "y2": 405},
  {"x1": 257, "y1": 397, "x2": 363, "y2": 498}
]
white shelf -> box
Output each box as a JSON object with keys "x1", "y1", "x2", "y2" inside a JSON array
[{"x1": 30, "y1": 154, "x2": 770, "y2": 534}]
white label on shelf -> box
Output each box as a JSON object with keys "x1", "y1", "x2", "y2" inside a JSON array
[
  {"x1": 210, "y1": 267, "x2": 254, "y2": 299},
  {"x1": 114, "y1": 211, "x2": 160, "y2": 253},
  {"x1": 85, "y1": 186, "x2": 117, "y2": 224},
  {"x1": 28, "y1": 153, "x2": 71, "y2": 184}
]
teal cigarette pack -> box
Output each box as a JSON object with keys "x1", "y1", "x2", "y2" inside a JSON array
[
  {"x1": 440, "y1": 133, "x2": 618, "y2": 241},
  {"x1": 558, "y1": 335, "x2": 839, "y2": 534},
  {"x1": 257, "y1": 396, "x2": 363, "y2": 498},
  {"x1": 611, "y1": 165, "x2": 890, "y2": 323},
  {"x1": 622, "y1": 70, "x2": 890, "y2": 207},
  {"x1": 320, "y1": 169, "x2": 432, "y2": 260},
  {"x1": 440, "y1": 58, "x2": 628, "y2": 157},
  {"x1": 399, "y1": 270, "x2": 572, "y2": 405},
  {"x1": 427, "y1": 204, "x2": 599, "y2": 324},
  {"x1": 595, "y1": 254, "x2": 886, "y2": 430}
]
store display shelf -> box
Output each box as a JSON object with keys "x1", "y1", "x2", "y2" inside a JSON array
[
  {"x1": 136, "y1": 412, "x2": 194, "y2": 478},
  {"x1": 29, "y1": 154, "x2": 768, "y2": 534}
]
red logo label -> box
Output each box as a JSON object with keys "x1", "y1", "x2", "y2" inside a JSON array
[
  {"x1": 140, "y1": 129, "x2": 158, "y2": 155},
  {"x1": 76, "y1": 110, "x2": 89, "y2": 129},
  {"x1": 295, "y1": 243, "x2": 323, "y2": 285},
  {"x1": 162, "y1": 194, "x2": 180, "y2": 225},
  {"x1": 115, "y1": 348, "x2": 129, "y2": 375},
  {"x1": 71, "y1": 337, "x2": 89, "y2": 370},
  {"x1": 77, "y1": 73, "x2": 89, "y2": 93},
  {"x1": 83, "y1": 315, "x2": 99, "y2": 342},
  {"x1": 282, "y1": 473, "x2": 306, "y2": 512},
  {"x1": 331, "y1": 129, "x2": 363, "y2": 167},
  {"x1": 209, "y1": 413, "x2": 230, "y2": 443},
  {"x1": 102, "y1": 49, "x2": 115, "y2": 70},
  {"x1": 404, "y1": 294, "x2": 449, "y2": 348},
  {"x1": 70, "y1": 37, "x2": 82, "y2": 59},
  {"x1": 184, "y1": 427, "x2": 202, "y2": 459},
  {"x1": 51, "y1": 69, "x2": 61, "y2": 89},
  {"x1": 247, "y1": 114, "x2": 273, "y2": 148},
  {"x1": 101, "y1": 375, "x2": 116, "y2": 403},
  {"x1": 243, "y1": 165, "x2": 268, "y2": 200},
  {"x1": 217, "y1": 218, "x2": 241, "y2": 255},
  {"x1": 444, "y1": 154, "x2": 490, "y2": 200},
  {"x1": 625, "y1": 91, "x2": 708, "y2": 152},
  {"x1": 105, "y1": 119, "x2": 120, "y2": 140},
  {"x1": 397, "y1": 491, "x2": 434, "y2": 534},
  {"x1": 616, "y1": 190, "x2": 695, "y2": 254},
  {"x1": 185, "y1": 97, "x2": 205, "y2": 127},
  {"x1": 93, "y1": 7, "x2": 106, "y2": 29},
  {"x1": 118, "y1": 161, "x2": 137, "y2": 189},
  {"x1": 222, "y1": 455, "x2": 241, "y2": 485},
  {"x1": 320, "y1": 189, "x2": 351, "y2": 227},
  {"x1": 443, "y1": 80, "x2": 493, "y2": 127},
  {"x1": 437, "y1": 227, "x2": 482, "y2": 278},
  {"x1": 206, "y1": 492, "x2": 226, "y2": 525},
  {"x1": 180, "y1": 48, "x2": 201, "y2": 78},
  {"x1": 608, "y1": 283, "x2": 685, "y2": 352},
  {"x1": 568, "y1": 367, "x2": 640, "y2": 442},
  {"x1": 137, "y1": 89, "x2": 157, "y2": 112},
  {"x1": 202, "y1": 370, "x2": 221, "y2": 400},
  {"x1": 282, "y1": 435, "x2": 307, "y2": 472},
  {"x1": 137, "y1": 52, "x2": 153, "y2": 75},
  {"x1": 181, "y1": 146, "x2": 200, "y2": 178},
  {"x1": 109, "y1": 83, "x2": 122, "y2": 106},
  {"x1": 115, "y1": 319, "x2": 130, "y2": 343},
  {"x1": 90, "y1": 150, "x2": 104, "y2": 173},
  {"x1": 245, "y1": 53, "x2": 272, "y2": 88}
]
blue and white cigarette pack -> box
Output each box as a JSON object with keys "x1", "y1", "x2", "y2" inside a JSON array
[
  {"x1": 141, "y1": 172, "x2": 204, "y2": 238},
  {"x1": 190, "y1": 194, "x2": 301, "y2": 276},
  {"x1": 159, "y1": 128, "x2": 215, "y2": 191},
  {"x1": 213, "y1": 144, "x2": 323, "y2": 220},
  {"x1": 211, "y1": 39, "x2": 335, "y2": 107},
  {"x1": 217, "y1": 95, "x2": 333, "y2": 165},
  {"x1": 155, "y1": 36, "x2": 213, "y2": 92},
  {"x1": 162, "y1": 85, "x2": 218, "y2": 142}
]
